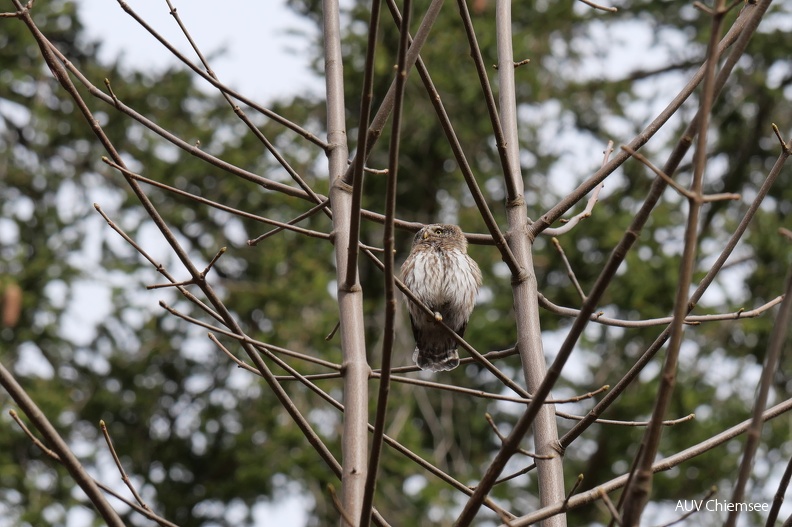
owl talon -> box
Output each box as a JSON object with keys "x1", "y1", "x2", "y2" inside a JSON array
[{"x1": 434, "y1": 311, "x2": 443, "y2": 322}]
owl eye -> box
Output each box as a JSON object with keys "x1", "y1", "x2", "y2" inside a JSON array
[{"x1": 434, "y1": 228, "x2": 443, "y2": 235}]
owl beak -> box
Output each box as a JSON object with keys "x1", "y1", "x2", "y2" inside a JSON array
[{"x1": 422, "y1": 230, "x2": 429, "y2": 240}]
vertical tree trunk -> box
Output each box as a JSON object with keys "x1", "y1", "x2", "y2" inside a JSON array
[
  {"x1": 323, "y1": 1, "x2": 369, "y2": 525},
  {"x1": 496, "y1": 1, "x2": 566, "y2": 525}
]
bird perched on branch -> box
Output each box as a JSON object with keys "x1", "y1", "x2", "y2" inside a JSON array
[{"x1": 401, "y1": 224, "x2": 482, "y2": 372}]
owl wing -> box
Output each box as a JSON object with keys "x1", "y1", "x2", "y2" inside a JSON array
[
  {"x1": 408, "y1": 313, "x2": 422, "y2": 344},
  {"x1": 455, "y1": 321, "x2": 468, "y2": 339}
]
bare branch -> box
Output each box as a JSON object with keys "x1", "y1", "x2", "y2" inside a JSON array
[
  {"x1": 772, "y1": 123, "x2": 790, "y2": 154},
  {"x1": 359, "y1": 0, "x2": 410, "y2": 523},
  {"x1": 162, "y1": 302, "x2": 341, "y2": 370},
  {"x1": 342, "y1": 0, "x2": 443, "y2": 184},
  {"x1": 551, "y1": 238, "x2": 587, "y2": 301},
  {"x1": 576, "y1": 0, "x2": 618, "y2": 12},
  {"x1": 100, "y1": 420, "x2": 151, "y2": 512},
  {"x1": 485, "y1": 413, "x2": 554, "y2": 460},
  {"x1": 556, "y1": 412, "x2": 696, "y2": 428},
  {"x1": 726, "y1": 254, "x2": 792, "y2": 525},
  {"x1": 454, "y1": 0, "x2": 519, "y2": 200},
  {"x1": 0, "y1": 361, "x2": 125, "y2": 526},
  {"x1": 598, "y1": 488, "x2": 622, "y2": 525},
  {"x1": 539, "y1": 294, "x2": 783, "y2": 328},
  {"x1": 766, "y1": 456, "x2": 792, "y2": 526},
  {"x1": 542, "y1": 141, "x2": 612, "y2": 237},
  {"x1": 209, "y1": 335, "x2": 513, "y2": 519},
  {"x1": 343, "y1": 0, "x2": 386, "y2": 289},
  {"x1": 623, "y1": 1, "x2": 731, "y2": 518},
  {"x1": 622, "y1": 145, "x2": 740, "y2": 203},
  {"x1": 8, "y1": 412, "x2": 179, "y2": 527}
]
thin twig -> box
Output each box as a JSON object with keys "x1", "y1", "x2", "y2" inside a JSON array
[
  {"x1": 772, "y1": 123, "x2": 791, "y2": 154},
  {"x1": 161, "y1": 302, "x2": 341, "y2": 370},
  {"x1": 543, "y1": 141, "x2": 612, "y2": 237},
  {"x1": 727, "y1": 247, "x2": 792, "y2": 526},
  {"x1": 490, "y1": 463, "x2": 536, "y2": 487},
  {"x1": 8, "y1": 412, "x2": 179, "y2": 527},
  {"x1": 556, "y1": 412, "x2": 695, "y2": 427},
  {"x1": 0, "y1": 363, "x2": 125, "y2": 526},
  {"x1": 454, "y1": 0, "x2": 519, "y2": 200},
  {"x1": 576, "y1": 0, "x2": 618, "y2": 12},
  {"x1": 622, "y1": 1, "x2": 727, "y2": 520},
  {"x1": 328, "y1": 484, "x2": 357, "y2": 527},
  {"x1": 484, "y1": 414, "x2": 554, "y2": 460},
  {"x1": 539, "y1": 294, "x2": 783, "y2": 328},
  {"x1": 766, "y1": 456, "x2": 792, "y2": 526},
  {"x1": 94, "y1": 202, "x2": 234, "y2": 323},
  {"x1": 359, "y1": 0, "x2": 408, "y2": 524},
  {"x1": 148, "y1": 246, "x2": 226, "y2": 289},
  {"x1": 599, "y1": 488, "x2": 622, "y2": 525},
  {"x1": 100, "y1": 420, "x2": 150, "y2": 511},
  {"x1": 552, "y1": 238, "x2": 587, "y2": 301},
  {"x1": 564, "y1": 474, "x2": 584, "y2": 509},
  {"x1": 622, "y1": 145, "x2": 740, "y2": 202},
  {"x1": 248, "y1": 200, "x2": 332, "y2": 245}
]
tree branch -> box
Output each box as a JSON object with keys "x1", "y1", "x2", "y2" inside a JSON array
[
  {"x1": 622, "y1": 4, "x2": 728, "y2": 522},
  {"x1": 726, "y1": 229, "x2": 792, "y2": 526},
  {"x1": 321, "y1": 0, "x2": 370, "y2": 523},
  {"x1": 359, "y1": 0, "x2": 410, "y2": 524}
]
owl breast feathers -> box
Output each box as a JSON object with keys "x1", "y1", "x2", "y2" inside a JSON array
[{"x1": 400, "y1": 224, "x2": 482, "y2": 372}]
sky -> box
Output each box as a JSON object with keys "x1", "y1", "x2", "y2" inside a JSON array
[
  {"x1": 77, "y1": 0, "x2": 324, "y2": 102},
  {"x1": 70, "y1": 1, "x2": 323, "y2": 524}
]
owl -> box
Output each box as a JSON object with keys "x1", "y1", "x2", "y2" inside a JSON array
[{"x1": 400, "y1": 224, "x2": 482, "y2": 371}]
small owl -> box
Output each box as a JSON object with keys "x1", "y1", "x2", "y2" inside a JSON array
[{"x1": 400, "y1": 224, "x2": 482, "y2": 371}]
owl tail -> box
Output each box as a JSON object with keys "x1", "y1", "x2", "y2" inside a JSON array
[{"x1": 413, "y1": 345, "x2": 460, "y2": 372}]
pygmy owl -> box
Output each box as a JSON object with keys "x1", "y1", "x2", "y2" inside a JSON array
[{"x1": 400, "y1": 224, "x2": 482, "y2": 371}]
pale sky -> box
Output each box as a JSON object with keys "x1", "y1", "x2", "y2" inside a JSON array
[{"x1": 77, "y1": 0, "x2": 323, "y2": 102}]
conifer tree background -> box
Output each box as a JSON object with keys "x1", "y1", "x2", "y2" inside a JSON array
[{"x1": 1, "y1": 0, "x2": 791, "y2": 526}]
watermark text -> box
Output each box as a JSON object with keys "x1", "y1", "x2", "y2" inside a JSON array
[{"x1": 675, "y1": 499, "x2": 769, "y2": 513}]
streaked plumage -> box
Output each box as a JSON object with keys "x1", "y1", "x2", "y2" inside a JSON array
[{"x1": 400, "y1": 224, "x2": 482, "y2": 372}]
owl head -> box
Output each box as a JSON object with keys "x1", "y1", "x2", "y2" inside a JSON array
[{"x1": 412, "y1": 224, "x2": 467, "y2": 250}]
